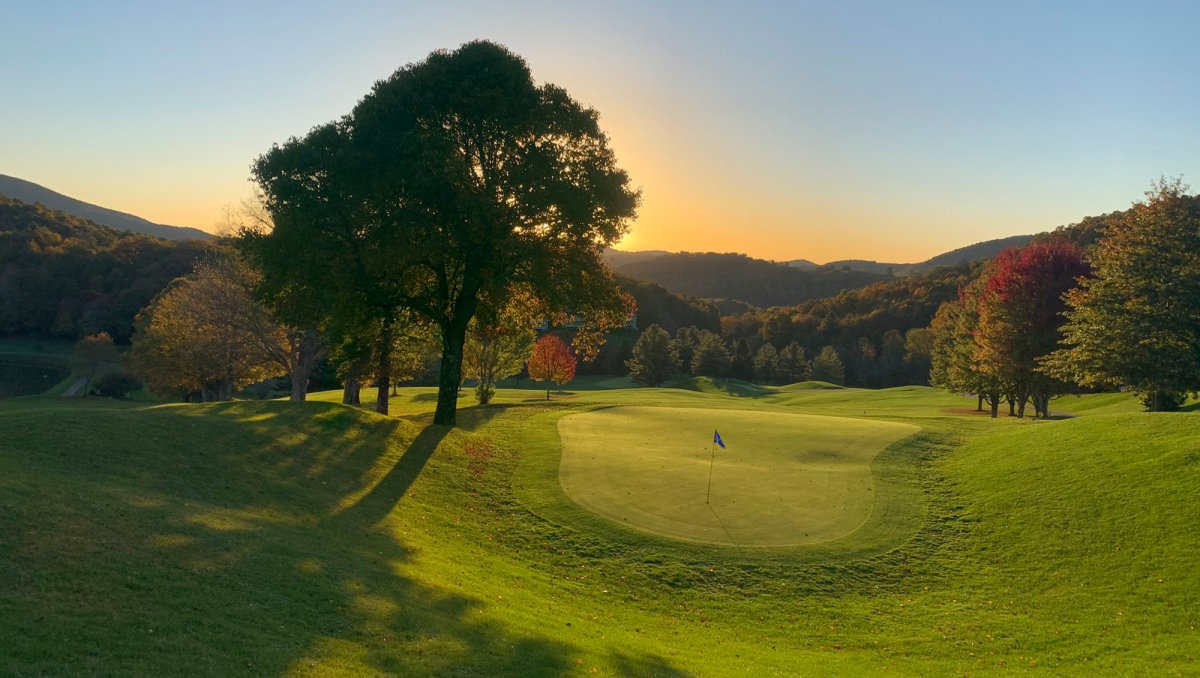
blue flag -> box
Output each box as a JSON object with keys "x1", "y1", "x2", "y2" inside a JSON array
[{"x1": 713, "y1": 430, "x2": 725, "y2": 449}]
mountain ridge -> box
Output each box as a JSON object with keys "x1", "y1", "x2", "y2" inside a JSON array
[{"x1": 0, "y1": 174, "x2": 212, "y2": 241}]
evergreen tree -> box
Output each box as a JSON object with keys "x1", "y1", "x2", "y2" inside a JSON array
[
  {"x1": 776, "y1": 342, "x2": 811, "y2": 383},
  {"x1": 752, "y1": 344, "x2": 779, "y2": 384},
  {"x1": 691, "y1": 330, "x2": 732, "y2": 378},
  {"x1": 730, "y1": 338, "x2": 755, "y2": 381},
  {"x1": 670, "y1": 326, "x2": 701, "y2": 374},
  {"x1": 810, "y1": 345, "x2": 846, "y2": 386},
  {"x1": 626, "y1": 324, "x2": 679, "y2": 387},
  {"x1": 1044, "y1": 179, "x2": 1200, "y2": 410}
]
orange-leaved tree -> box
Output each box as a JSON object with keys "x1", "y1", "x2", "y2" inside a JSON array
[{"x1": 526, "y1": 335, "x2": 576, "y2": 400}]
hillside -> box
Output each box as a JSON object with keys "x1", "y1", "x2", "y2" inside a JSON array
[
  {"x1": 1, "y1": 386, "x2": 1195, "y2": 674},
  {"x1": 721, "y1": 263, "x2": 979, "y2": 385},
  {"x1": 617, "y1": 252, "x2": 891, "y2": 308},
  {"x1": 0, "y1": 196, "x2": 213, "y2": 341},
  {"x1": 0, "y1": 174, "x2": 212, "y2": 241}
]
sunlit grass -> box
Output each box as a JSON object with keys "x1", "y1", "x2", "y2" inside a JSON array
[{"x1": 2, "y1": 384, "x2": 1195, "y2": 675}]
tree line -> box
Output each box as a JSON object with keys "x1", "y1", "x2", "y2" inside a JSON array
[{"x1": 931, "y1": 179, "x2": 1200, "y2": 413}]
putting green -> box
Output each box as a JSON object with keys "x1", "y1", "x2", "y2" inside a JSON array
[{"x1": 558, "y1": 406, "x2": 918, "y2": 546}]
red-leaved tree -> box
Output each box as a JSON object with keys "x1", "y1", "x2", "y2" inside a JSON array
[
  {"x1": 973, "y1": 240, "x2": 1091, "y2": 418},
  {"x1": 526, "y1": 335, "x2": 577, "y2": 400}
]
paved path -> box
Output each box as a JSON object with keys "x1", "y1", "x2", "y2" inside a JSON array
[{"x1": 61, "y1": 377, "x2": 87, "y2": 397}]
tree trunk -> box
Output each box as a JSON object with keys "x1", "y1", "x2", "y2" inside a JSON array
[
  {"x1": 290, "y1": 371, "x2": 308, "y2": 402},
  {"x1": 375, "y1": 319, "x2": 392, "y2": 415},
  {"x1": 343, "y1": 375, "x2": 361, "y2": 406},
  {"x1": 546, "y1": 385, "x2": 551, "y2": 400},
  {"x1": 989, "y1": 391, "x2": 999, "y2": 418},
  {"x1": 1007, "y1": 397, "x2": 1015, "y2": 416},
  {"x1": 977, "y1": 393, "x2": 984, "y2": 411},
  {"x1": 1015, "y1": 387, "x2": 1028, "y2": 418},
  {"x1": 433, "y1": 320, "x2": 469, "y2": 426},
  {"x1": 288, "y1": 329, "x2": 325, "y2": 402},
  {"x1": 218, "y1": 377, "x2": 234, "y2": 401}
]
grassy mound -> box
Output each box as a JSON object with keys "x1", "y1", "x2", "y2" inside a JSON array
[
  {"x1": 558, "y1": 405, "x2": 917, "y2": 545},
  {"x1": 2, "y1": 386, "x2": 1196, "y2": 674}
]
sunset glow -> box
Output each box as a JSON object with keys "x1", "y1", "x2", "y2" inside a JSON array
[{"x1": 4, "y1": 1, "x2": 1199, "y2": 263}]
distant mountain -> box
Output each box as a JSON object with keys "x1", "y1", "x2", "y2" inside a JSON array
[
  {"x1": 814, "y1": 234, "x2": 1038, "y2": 276},
  {"x1": 911, "y1": 234, "x2": 1035, "y2": 272},
  {"x1": 0, "y1": 174, "x2": 212, "y2": 241},
  {"x1": 616, "y1": 252, "x2": 891, "y2": 309},
  {"x1": 603, "y1": 247, "x2": 671, "y2": 269},
  {"x1": 613, "y1": 232, "x2": 1038, "y2": 282},
  {"x1": 784, "y1": 258, "x2": 819, "y2": 270}
]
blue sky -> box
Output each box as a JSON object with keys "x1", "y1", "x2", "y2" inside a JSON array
[{"x1": 3, "y1": 0, "x2": 1198, "y2": 262}]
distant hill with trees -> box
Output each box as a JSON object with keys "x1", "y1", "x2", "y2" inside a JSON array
[
  {"x1": 0, "y1": 174, "x2": 213, "y2": 241},
  {"x1": 615, "y1": 252, "x2": 891, "y2": 308},
  {"x1": 0, "y1": 196, "x2": 212, "y2": 342}
]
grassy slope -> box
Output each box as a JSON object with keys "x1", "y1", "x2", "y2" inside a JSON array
[{"x1": 1, "y1": 386, "x2": 1196, "y2": 675}]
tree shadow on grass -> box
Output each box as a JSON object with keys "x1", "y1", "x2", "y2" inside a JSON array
[{"x1": 0, "y1": 401, "x2": 596, "y2": 676}]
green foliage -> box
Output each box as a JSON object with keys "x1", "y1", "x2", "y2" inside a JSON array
[
  {"x1": 720, "y1": 264, "x2": 977, "y2": 387},
  {"x1": 463, "y1": 304, "x2": 536, "y2": 405},
  {"x1": 752, "y1": 343, "x2": 779, "y2": 384},
  {"x1": 89, "y1": 372, "x2": 140, "y2": 399},
  {"x1": 776, "y1": 341, "x2": 811, "y2": 383},
  {"x1": 810, "y1": 345, "x2": 845, "y2": 385},
  {"x1": 624, "y1": 324, "x2": 678, "y2": 387},
  {"x1": 669, "y1": 326, "x2": 701, "y2": 374},
  {"x1": 690, "y1": 330, "x2": 731, "y2": 378},
  {"x1": 70, "y1": 332, "x2": 118, "y2": 394},
  {"x1": 251, "y1": 41, "x2": 638, "y2": 425},
  {"x1": 1044, "y1": 179, "x2": 1200, "y2": 411}
]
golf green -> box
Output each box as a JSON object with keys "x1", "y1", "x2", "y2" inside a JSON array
[{"x1": 558, "y1": 406, "x2": 918, "y2": 546}]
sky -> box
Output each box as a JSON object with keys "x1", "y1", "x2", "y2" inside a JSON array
[{"x1": 4, "y1": 1, "x2": 1199, "y2": 264}]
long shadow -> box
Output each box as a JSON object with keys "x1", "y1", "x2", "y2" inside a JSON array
[
  {"x1": 0, "y1": 401, "x2": 585, "y2": 676},
  {"x1": 335, "y1": 423, "x2": 450, "y2": 526}
]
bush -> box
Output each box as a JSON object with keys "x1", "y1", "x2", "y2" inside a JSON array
[{"x1": 90, "y1": 373, "x2": 141, "y2": 399}]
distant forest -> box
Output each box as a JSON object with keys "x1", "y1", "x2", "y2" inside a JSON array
[
  {"x1": 0, "y1": 197, "x2": 211, "y2": 342},
  {"x1": 0, "y1": 192, "x2": 1131, "y2": 390}
]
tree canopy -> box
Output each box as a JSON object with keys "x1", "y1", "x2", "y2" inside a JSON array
[
  {"x1": 250, "y1": 41, "x2": 638, "y2": 425},
  {"x1": 1044, "y1": 179, "x2": 1200, "y2": 410}
]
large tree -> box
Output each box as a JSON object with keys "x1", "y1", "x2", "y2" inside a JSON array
[
  {"x1": 251, "y1": 41, "x2": 638, "y2": 425},
  {"x1": 625, "y1": 324, "x2": 678, "y2": 387},
  {"x1": 128, "y1": 259, "x2": 281, "y2": 401},
  {"x1": 929, "y1": 282, "x2": 1005, "y2": 416},
  {"x1": 811, "y1": 346, "x2": 846, "y2": 386},
  {"x1": 1044, "y1": 179, "x2": 1200, "y2": 410},
  {"x1": 973, "y1": 241, "x2": 1089, "y2": 418}
]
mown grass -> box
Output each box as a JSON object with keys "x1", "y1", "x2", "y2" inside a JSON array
[{"x1": 1, "y1": 383, "x2": 1196, "y2": 675}]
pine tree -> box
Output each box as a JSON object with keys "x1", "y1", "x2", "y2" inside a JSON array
[
  {"x1": 753, "y1": 344, "x2": 779, "y2": 384},
  {"x1": 691, "y1": 331, "x2": 732, "y2": 378},
  {"x1": 810, "y1": 345, "x2": 845, "y2": 385},
  {"x1": 776, "y1": 342, "x2": 811, "y2": 383},
  {"x1": 626, "y1": 324, "x2": 679, "y2": 387}
]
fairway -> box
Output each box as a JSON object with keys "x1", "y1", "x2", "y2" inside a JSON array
[{"x1": 558, "y1": 406, "x2": 918, "y2": 546}]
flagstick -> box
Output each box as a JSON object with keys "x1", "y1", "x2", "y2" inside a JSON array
[{"x1": 706, "y1": 434, "x2": 717, "y2": 504}]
